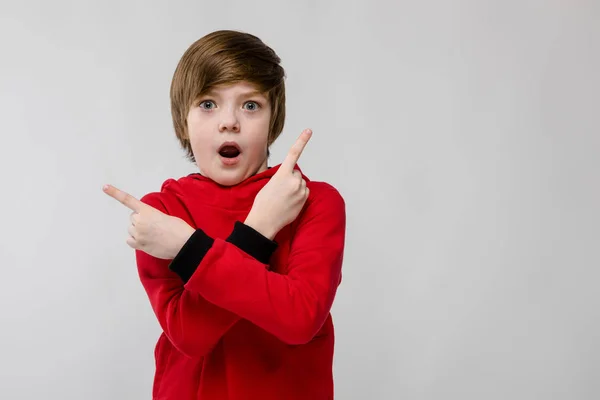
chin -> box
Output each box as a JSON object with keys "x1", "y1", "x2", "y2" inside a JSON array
[
  {"x1": 214, "y1": 174, "x2": 245, "y2": 187},
  {"x1": 199, "y1": 166, "x2": 247, "y2": 187}
]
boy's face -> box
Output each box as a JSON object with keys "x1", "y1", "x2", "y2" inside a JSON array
[{"x1": 186, "y1": 81, "x2": 271, "y2": 186}]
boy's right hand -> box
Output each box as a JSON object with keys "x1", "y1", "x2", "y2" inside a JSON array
[{"x1": 244, "y1": 129, "x2": 313, "y2": 240}]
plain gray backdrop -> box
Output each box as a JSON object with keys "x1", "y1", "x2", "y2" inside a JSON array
[{"x1": 1, "y1": 1, "x2": 598, "y2": 399}]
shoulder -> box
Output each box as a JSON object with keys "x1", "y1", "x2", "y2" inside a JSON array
[
  {"x1": 138, "y1": 175, "x2": 192, "y2": 216},
  {"x1": 139, "y1": 191, "x2": 167, "y2": 212},
  {"x1": 291, "y1": 180, "x2": 346, "y2": 244},
  {"x1": 297, "y1": 165, "x2": 344, "y2": 208},
  {"x1": 302, "y1": 180, "x2": 346, "y2": 222},
  {"x1": 307, "y1": 180, "x2": 345, "y2": 207}
]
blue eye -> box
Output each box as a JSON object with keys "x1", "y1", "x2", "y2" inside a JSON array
[
  {"x1": 199, "y1": 100, "x2": 215, "y2": 110},
  {"x1": 244, "y1": 101, "x2": 260, "y2": 111}
]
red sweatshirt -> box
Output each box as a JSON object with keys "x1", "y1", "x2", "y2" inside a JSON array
[{"x1": 135, "y1": 164, "x2": 346, "y2": 400}]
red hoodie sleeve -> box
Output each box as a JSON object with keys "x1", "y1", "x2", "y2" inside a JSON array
[
  {"x1": 134, "y1": 194, "x2": 241, "y2": 359},
  {"x1": 185, "y1": 185, "x2": 346, "y2": 345}
]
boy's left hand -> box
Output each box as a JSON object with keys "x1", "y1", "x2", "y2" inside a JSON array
[{"x1": 103, "y1": 184, "x2": 195, "y2": 260}]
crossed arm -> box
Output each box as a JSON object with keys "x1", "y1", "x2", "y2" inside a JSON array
[{"x1": 136, "y1": 187, "x2": 346, "y2": 358}]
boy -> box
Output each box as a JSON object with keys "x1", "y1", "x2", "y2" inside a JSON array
[{"x1": 103, "y1": 30, "x2": 346, "y2": 399}]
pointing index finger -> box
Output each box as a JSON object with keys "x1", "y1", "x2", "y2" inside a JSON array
[
  {"x1": 103, "y1": 184, "x2": 146, "y2": 213},
  {"x1": 281, "y1": 129, "x2": 312, "y2": 172}
]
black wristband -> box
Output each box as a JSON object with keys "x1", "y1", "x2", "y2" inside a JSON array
[
  {"x1": 169, "y1": 229, "x2": 214, "y2": 283},
  {"x1": 169, "y1": 222, "x2": 278, "y2": 283},
  {"x1": 226, "y1": 221, "x2": 278, "y2": 265}
]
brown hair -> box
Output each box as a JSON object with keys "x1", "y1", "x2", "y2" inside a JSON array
[{"x1": 170, "y1": 30, "x2": 286, "y2": 162}]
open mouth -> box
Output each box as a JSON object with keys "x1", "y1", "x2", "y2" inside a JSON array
[{"x1": 218, "y1": 142, "x2": 242, "y2": 159}]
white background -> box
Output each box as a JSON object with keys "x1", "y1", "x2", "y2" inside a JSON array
[{"x1": 1, "y1": 1, "x2": 598, "y2": 399}]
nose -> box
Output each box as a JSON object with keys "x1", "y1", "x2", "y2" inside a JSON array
[{"x1": 218, "y1": 109, "x2": 240, "y2": 133}]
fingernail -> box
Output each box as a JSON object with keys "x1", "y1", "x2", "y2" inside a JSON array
[{"x1": 103, "y1": 185, "x2": 109, "y2": 191}]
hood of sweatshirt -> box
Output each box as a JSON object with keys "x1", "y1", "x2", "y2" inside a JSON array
[{"x1": 159, "y1": 163, "x2": 309, "y2": 211}]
